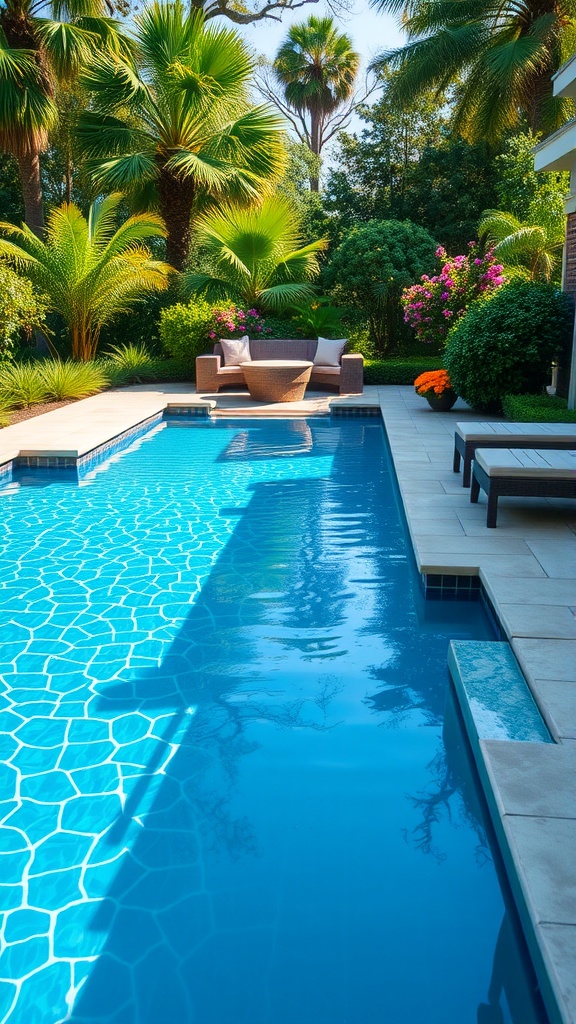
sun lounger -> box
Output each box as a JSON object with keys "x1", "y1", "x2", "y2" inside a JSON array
[
  {"x1": 470, "y1": 448, "x2": 576, "y2": 527},
  {"x1": 453, "y1": 422, "x2": 576, "y2": 486}
]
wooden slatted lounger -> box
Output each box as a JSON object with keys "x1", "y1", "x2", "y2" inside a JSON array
[
  {"x1": 470, "y1": 448, "x2": 576, "y2": 527},
  {"x1": 453, "y1": 422, "x2": 576, "y2": 486}
]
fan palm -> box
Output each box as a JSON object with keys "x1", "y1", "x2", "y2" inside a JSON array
[
  {"x1": 182, "y1": 196, "x2": 327, "y2": 310},
  {"x1": 272, "y1": 16, "x2": 360, "y2": 189},
  {"x1": 0, "y1": 0, "x2": 130, "y2": 235},
  {"x1": 370, "y1": 0, "x2": 576, "y2": 143},
  {"x1": 479, "y1": 208, "x2": 564, "y2": 280},
  {"x1": 77, "y1": 1, "x2": 287, "y2": 271},
  {"x1": 0, "y1": 193, "x2": 171, "y2": 361}
]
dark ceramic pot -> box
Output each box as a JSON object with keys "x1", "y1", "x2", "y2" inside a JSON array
[{"x1": 425, "y1": 388, "x2": 458, "y2": 411}]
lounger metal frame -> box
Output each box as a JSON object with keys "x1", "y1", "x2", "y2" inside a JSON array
[{"x1": 470, "y1": 461, "x2": 576, "y2": 527}]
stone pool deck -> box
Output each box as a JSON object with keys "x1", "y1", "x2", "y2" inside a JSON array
[{"x1": 1, "y1": 381, "x2": 575, "y2": 1023}]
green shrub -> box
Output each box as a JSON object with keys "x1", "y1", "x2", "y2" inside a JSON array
[
  {"x1": 364, "y1": 357, "x2": 441, "y2": 385},
  {"x1": 444, "y1": 281, "x2": 574, "y2": 412},
  {"x1": 0, "y1": 362, "x2": 48, "y2": 407},
  {"x1": 289, "y1": 297, "x2": 345, "y2": 338},
  {"x1": 501, "y1": 392, "x2": 576, "y2": 422},
  {"x1": 323, "y1": 219, "x2": 438, "y2": 354},
  {"x1": 40, "y1": 360, "x2": 110, "y2": 400},
  {"x1": 159, "y1": 299, "x2": 214, "y2": 362},
  {"x1": 105, "y1": 344, "x2": 157, "y2": 382},
  {"x1": 142, "y1": 357, "x2": 191, "y2": 382},
  {"x1": 260, "y1": 315, "x2": 298, "y2": 339}
]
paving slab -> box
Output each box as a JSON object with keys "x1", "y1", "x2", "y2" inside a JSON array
[
  {"x1": 498, "y1": 605, "x2": 576, "y2": 641},
  {"x1": 539, "y1": 924, "x2": 576, "y2": 1024},
  {"x1": 502, "y1": 815, "x2": 576, "y2": 925},
  {"x1": 484, "y1": 577, "x2": 576, "y2": 607},
  {"x1": 513, "y1": 638, "x2": 576, "y2": 683},
  {"x1": 529, "y1": 680, "x2": 576, "y2": 741},
  {"x1": 482, "y1": 740, "x2": 576, "y2": 817}
]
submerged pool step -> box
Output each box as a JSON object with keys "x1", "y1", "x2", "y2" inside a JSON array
[{"x1": 448, "y1": 640, "x2": 552, "y2": 745}]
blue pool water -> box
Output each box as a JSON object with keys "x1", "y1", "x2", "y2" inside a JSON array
[{"x1": 0, "y1": 416, "x2": 546, "y2": 1024}]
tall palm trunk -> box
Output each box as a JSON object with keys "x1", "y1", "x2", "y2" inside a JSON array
[
  {"x1": 309, "y1": 109, "x2": 320, "y2": 191},
  {"x1": 16, "y1": 149, "x2": 44, "y2": 236},
  {"x1": 158, "y1": 167, "x2": 195, "y2": 270}
]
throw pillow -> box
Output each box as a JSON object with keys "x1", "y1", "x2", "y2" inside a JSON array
[
  {"x1": 220, "y1": 335, "x2": 250, "y2": 366},
  {"x1": 313, "y1": 337, "x2": 347, "y2": 367}
]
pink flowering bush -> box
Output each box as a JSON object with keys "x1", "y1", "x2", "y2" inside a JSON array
[
  {"x1": 401, "y1": 243, "x2": 505, "y2": 346},
  {"x1": 208, "y1": 305, "x2": 272, "y2": 340}
]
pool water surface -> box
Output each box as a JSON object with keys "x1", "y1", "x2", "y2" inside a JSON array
[{"x1": 0, "y1": 417, "x2": 546, "y2": 1023}]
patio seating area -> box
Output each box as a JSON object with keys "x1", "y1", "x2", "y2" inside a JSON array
[{"x1": 195, "y1": 338, "x2": 364, "y2": 397}]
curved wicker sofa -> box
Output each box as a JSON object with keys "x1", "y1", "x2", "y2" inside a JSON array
[{"x1": 195, "y1": 339, "x2": 364, "y2": 396}]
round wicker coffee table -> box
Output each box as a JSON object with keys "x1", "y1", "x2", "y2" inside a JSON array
[{"x1": 241, "y1": 360, "x2": 313, "y2": 402}]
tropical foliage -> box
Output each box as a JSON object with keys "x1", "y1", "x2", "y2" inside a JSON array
[
  {"x1": 370, "y1": 0, "x2": 576, "y2": 142},
  {"x1": 0, "y1": 194, "x2": 171, "y2": 361},
  {"x1": 323, "y1": 219, "x2": 438, "y2": 353},
  {"x1": 402, "y1": 243, "x2": 505, "y2": 345},
  {"x1": 182, "y1": 197, "x2": 327, "y2": 310},
  {"x1": 289, "y1": 296, "x2": 345, "y2": 338},
  {"x1": 444, "y1": 281, "x2": 574, "y2": 411},
  {"x1": 0, "y1": 264, "x2": 47, "y2": 359},
  {"x1": 77, "y1": 2, "x2": 286, "y2": 269},
  {"x1": 479, "y1": 209, "x2": 564, "y2": 281},
  {"x1": 0, "y1": 0, "x2": 130, "y2": 233},
  {"x1": 39, "y1": 359, "x2": 110, "y2": 399}
]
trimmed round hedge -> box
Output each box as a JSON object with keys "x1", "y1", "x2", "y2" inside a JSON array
[{"x1": 443, "y1": 281, "x2": 574, "y2": 412}]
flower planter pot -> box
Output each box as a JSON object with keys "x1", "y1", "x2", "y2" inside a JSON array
[{"x1": 425, "y1": 388, "x2": 457, "y2": 411}]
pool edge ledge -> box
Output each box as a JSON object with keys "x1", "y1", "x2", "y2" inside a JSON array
[{"x1": 448, "y1": 640, "x2": 576, "y2": 1024}]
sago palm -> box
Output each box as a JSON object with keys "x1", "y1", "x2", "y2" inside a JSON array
[
  {"x1": 479, "y1": 207, "x2": 564, "y2": 280},
  {"x1": 182, "y1": 196, "x2": 327, "y2": 310},
  {"x1": 0, "y1": 193, "x2": 171, "y2": 361},
  {"x1": 0, "y1": 0, "x2": 130, "y2": 234},
  {"x1": 370, "y1": 0, "x2": 576, "y2": 143},
  {"x1": 77, "y1": 1, "x2": 287, "y2": 270},
  {"x1": 273, "y1": 16, "x2": 360, "y2": 189}
]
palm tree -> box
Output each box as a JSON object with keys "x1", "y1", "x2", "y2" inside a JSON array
[
  {"x1": 479, "y1": 208, "x2": 564, "y2": 280},
  {"x1": 370, "y1": 0, "x2": 576, "y2": 143},
  {"x1": 272, "y1": 16, "x2": 360, "y2": 190},
  {"x1": 0, "y1": 0, "x2": 129, "y2": 235},
  {"x1": 77, "y1": 2, "x2": 287, "y2": 271},
  {"x1": 182, "y1": 196, "x2": 327, "y2": 310},
  {"x1": 0, "y1": 194, "x2": 172, "y2": 360}
]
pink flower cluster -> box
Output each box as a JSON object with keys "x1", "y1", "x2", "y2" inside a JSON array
[
  {"x1": 401, "y1": 243, "x2": 505, "y2": 346},
  {"x1": 208, "y1": 304, "x2": 273, "y2": 340}
]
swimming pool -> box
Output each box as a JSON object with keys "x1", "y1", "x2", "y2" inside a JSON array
[{"x1": 0, "y1": 416, "x2": 546, "y2": 1023}]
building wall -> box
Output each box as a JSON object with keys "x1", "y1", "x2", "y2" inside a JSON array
[{"x1": 564, "y1": 211, "x2": 576, "y2": 297}]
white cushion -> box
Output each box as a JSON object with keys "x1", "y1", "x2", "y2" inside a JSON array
[
  {"x1": 220, "y1": 335, "x2": 250, "y2": 366},
  {"x1": 456, "y1": 421, "x2": 576, "y2": 443},
  {"x1": 313, "y1": 337, "x2": 346, "y2": 367},
  {"x1": 475, "y1": 447, "x2": 576, "y2": 478}
]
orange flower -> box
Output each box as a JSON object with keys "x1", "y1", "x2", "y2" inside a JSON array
[{"x1": 414, "y1": 369, "x2": 453, "y2": 396}]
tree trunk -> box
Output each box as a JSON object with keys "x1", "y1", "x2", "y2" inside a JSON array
[
  {"x1": 309, "y1": 111, "x2": 321, "y2": 192},
  {"x1": 158, "y1": 167, "x2": 195, "y2": 271},
  {"x1": 16, "y1": 149, "x2": 44, "y2": 236}
]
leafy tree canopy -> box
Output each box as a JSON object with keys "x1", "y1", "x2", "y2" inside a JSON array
[
  {"x1": 323, "y1": 82, "x2": 497, "y2": 251},
  {"x1": 323, "y1": 218, "x2": 437, "y2": 353}
]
